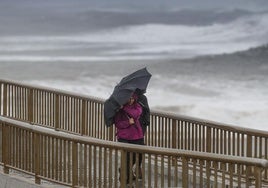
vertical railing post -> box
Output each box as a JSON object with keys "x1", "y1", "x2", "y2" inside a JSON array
[
  {"x1": 206, "y1": 126, "x2": 211, "y2": 153},
  {"x1": 246, "y1": 134, "x2": 254, "y2": 185},
  {"x1": 55, "y1": 94, "x2": 59, "y2": 131},
  {"x1": 28, "y1": 88, "x2": 33, "y2": 123},
  {"x1": 206, "y1": 161, "x2": 211, "y2": 188},
  {"x1": 108, "y1": 127, "x2": 114, "y2": 141},
  {"x1": 247, "y1": 134, "x2": 252, "y2": 158},
  {"x1": 247, "y1": 134, "x2": 253, "y2": 157},
  {"x1": 120, "y1": 150, "x2": 127, "y2": 187},
  {"x1": 2, "y1": 123, "x2": 10, "y2": 174},
  {"x1": 34, "y1": 132, "x2": 41, "y2": 184},
  {"x1": 254, "y1": 166, "x2": 263, "y2": 188},
  {"x1": 172, "y1": 119, "x2": 176, "y2": 149},
  {"x1": 3, "y1": 83, "x2": 7, "y2": 117},
  {"x1": 171, "y1": 119, "x2": 177, "y2": 166},
  {"x1": 182, "y1": 157, "x2": 189, "y2": 188},
  {"x1": 246, "y1": 165, "x2": 254, "y2": 187},
  {"x1": 81, "y1": 100, "x2": 86, "y2": 135},
  {"x1": 72, "y1": 141, "x2": 78, "y2": 187}
]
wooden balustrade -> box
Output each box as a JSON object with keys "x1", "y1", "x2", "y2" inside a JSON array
[
  {"x1": 1, "y1": 117, "x2": 268, "y2": 187},
  {"x1": 1, "y1": 79, "x2": 268, "y2": 186}
]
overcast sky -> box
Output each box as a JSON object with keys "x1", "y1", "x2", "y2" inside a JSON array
[
  {"x1": 89, "y1": 0, "x2": 268, "y2": 11},
  {"x1": 1, "y1": 0, "x2": 268, "y2": 12}
]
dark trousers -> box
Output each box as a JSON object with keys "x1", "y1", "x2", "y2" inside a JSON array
[{"x1": 118, "y1": 138, "x2": 144, "y2": 181}]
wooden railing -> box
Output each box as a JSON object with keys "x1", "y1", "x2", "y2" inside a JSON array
[
  {"x1": 1, "y1": 117, "x2": 268, "y2": 187},
  {"x1": 0, "y1": 79, "x2": 268, "y2": 186},
  {"x1": 0, "y1": 79, "x2": 112, "y2": 140}
]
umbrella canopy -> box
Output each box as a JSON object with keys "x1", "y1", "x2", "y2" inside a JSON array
[{"x1": 104, "y1": 67, "x2": 152, "y2": 127}]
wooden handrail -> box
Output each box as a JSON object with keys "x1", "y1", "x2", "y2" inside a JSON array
[
  {"x1": 1, "y1": 116, "x2": 267, "y2": 168},
  {"x1": 1, "y1": 116, "x2": 268, "y2": 187}
]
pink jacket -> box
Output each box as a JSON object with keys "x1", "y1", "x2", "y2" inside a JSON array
[{"x1": 114, "y1": 102, "x2": 143, "y2": 140}]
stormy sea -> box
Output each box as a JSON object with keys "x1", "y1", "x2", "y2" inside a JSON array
[{"x1": 0, "y1": 0, "x2": 268, "y2": 131}]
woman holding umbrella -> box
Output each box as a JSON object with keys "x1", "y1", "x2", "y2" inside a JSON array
[
  {"x1": 104, "y1": 68, "x2": 151, "y2": 184},
  {"x1": 114, "y1": 93, "x2": 144, "y2": 184}
]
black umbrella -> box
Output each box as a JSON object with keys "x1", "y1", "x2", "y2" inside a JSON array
[{"x1": 104, "y1": 67, "x2": 152, "y2": 127}]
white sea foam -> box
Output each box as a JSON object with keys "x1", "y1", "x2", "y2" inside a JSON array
[{"x1": 0, "y1": 13, "x2": 267, "y2": 59}]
